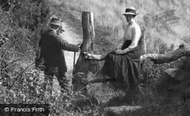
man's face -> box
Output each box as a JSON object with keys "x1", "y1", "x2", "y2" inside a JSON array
[
  {"x1": 57, "y1": 26, "x2": 64, "y2": 35},
  {"x1": 59, "y1": 26, "x2": 64, "y2": 33}
]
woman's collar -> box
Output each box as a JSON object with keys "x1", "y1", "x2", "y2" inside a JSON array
[{"x1": 128, "y1": 19, "x2": 135, "y2": 25}]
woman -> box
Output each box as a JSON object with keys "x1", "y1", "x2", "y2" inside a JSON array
[{"x1": 84, "y1": 7, "x2": 143, "y2": 88}]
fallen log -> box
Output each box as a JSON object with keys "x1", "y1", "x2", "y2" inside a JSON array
[
  {"x1": 85, "y1": 44, "x2": 190, "y2": 64},
  {"x1": 140, "y1": 44, "x2": 190, "y2": 64},
  {"x1": 104, "y1": 106, "x2": 141, "y2": 115},
  {"x1": 81, "y1": 44, "x2": 190, "y2": 84}
]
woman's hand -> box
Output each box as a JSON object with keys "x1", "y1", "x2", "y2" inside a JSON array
[
  {"x1": 114, "y1": 49, "x2": 125, "y2": 54},
  {"x1": 116, "y1": 46, "x2": 122, "y2": 50}
]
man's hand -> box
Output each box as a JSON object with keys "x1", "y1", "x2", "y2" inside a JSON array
[{"x1": 77, "y1": 43, "x2": 82, "y2": 49}]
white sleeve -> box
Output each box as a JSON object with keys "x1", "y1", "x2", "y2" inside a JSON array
[{"x1": 128, "y1": 24, "x2": 141, "y2": 49}]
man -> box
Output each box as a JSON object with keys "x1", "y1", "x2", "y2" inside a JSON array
[{"x1": 38, "y1": 17, "x2": 80, "y2": 92}]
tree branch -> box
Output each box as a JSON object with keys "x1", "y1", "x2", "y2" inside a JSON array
[{"x1": 140, "y1": 44, "x2": 190, "y2": 64}]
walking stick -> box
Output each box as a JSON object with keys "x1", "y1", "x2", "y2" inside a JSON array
[{"x1": 73, "y1": 52, "x2": 76, "y2": 74}]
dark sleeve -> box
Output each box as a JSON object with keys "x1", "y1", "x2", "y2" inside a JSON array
[
  {"x1": 54, "y1": 35, "x2": 79, "y2": 52},
  {"x1": 39, "y1": 38, "x2": 42, "y2": 46}
]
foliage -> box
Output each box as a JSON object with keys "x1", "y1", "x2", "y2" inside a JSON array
[
  {"x1": 0, "y1": 0, "x2": 50, "y2": 95},
  {"x1": 140, "y1": 41, "x2": 185, "y2": 86},
  {"x1": 0, "y1": 0, "x2": 50, "y2": 60},
  {"x1": 0, "y1": 67, "x2": 100, "y2": 115}
]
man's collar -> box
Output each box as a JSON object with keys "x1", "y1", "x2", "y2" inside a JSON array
[{"x1": 49, "y1": 28, "x2": 57, "y2": 33}]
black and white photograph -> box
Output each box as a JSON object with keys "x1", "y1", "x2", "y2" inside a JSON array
[{"x1": 0, "y1": 0, "x2": 190, "y2": 115}]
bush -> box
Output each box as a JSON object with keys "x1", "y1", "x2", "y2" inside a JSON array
[
  {"x1": 0, "y1": 0, "x2": 50, "y2": 59},
  {"x1": 0, "y1": 0, "x2": 51, "y2": 107},
  {"x1": 0, "y1": 0, "x2": 50, "y2": 87}
]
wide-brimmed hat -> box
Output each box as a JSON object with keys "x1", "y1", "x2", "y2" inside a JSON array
[
  {"x1": 50, "y1": 17, "x2": 62, "y2": 26},
  {"x1": 122, "y1": 7, "x2": 138, "y2": 16}
]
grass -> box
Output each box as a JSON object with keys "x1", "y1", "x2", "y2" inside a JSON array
[{"x1": 50, "y1": 0, "x2": 190, "y2": 49}]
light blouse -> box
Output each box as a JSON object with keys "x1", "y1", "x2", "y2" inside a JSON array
[{"x1": 123, "y1": 21, "x2": 141, "y2": 50}]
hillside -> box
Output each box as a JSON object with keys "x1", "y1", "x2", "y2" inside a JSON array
[
  {"x1": 0, "y1": 0, "x2": 189, "y2": 116},
  {"x1": 47, "y1": 0, "x2": 190, "y2": 115},
  {"x1": 49, "y1": 0, "x2": 190, "y2": 52}
]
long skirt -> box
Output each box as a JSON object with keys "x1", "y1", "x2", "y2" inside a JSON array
[{"x1": 101, "y1": 40, "x2": 141, "y2": 87}]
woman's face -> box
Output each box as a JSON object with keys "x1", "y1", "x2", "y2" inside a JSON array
[{"x1": 125, "y1": 15, "x2": 133, "y2": 23}]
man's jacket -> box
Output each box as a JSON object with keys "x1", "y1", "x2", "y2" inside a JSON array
[{"x1": 39, "y1": 29, "x2": 79, "y2": 72}]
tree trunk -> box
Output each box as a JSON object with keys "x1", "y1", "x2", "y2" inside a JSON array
[
  {"x1": 73, "y1": 11, "x2": 95, "y2": 91},
  {"x1": 140, "y1": 44, "x2": 190, "y2": 64}
]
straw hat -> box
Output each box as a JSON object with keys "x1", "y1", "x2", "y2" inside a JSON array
[
  {"x1": 50, "y1": 17, "x2": 62, "y2": 26},
  {"x1": 122, "y1": 7, "x2": 138, "y2": 16}
]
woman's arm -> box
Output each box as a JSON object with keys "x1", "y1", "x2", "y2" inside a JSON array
[
  {"x1": 116, "y1": 39, "x2": 125, "y2": 50},
  {"x1": 84, "y1": 52, "x2": 106, "y2": 61},
  {"x1": 122, "y1": 25, "x2": 141, "y2": 53}
]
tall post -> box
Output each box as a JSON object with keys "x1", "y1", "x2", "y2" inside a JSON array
[
  {"x1": 73, "y1": 11, "x2": 95, "y2": 91},
  {"x1": 141, "y1": 29, "x2": 147, "y2": 54},
  {"x1": 143, "y1": 30, "x2": 147, "y2": 54}
]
